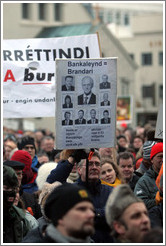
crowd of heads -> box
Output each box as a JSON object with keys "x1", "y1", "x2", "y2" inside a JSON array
[{"x1": 3, "y1": 122, "x2": 163, "y2": 243}]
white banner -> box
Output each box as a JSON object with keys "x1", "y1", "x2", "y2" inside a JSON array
[
  {"x1": 3, "y1": 34, "x2": 100, "y2": 118},
  {"x1": 55, "y1": 58, "x2": 117, "y2": 149}
]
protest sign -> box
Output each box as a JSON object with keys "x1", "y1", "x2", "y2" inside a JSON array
[
  {"x1": 155, "y1": 104, "x2": 163, "y2": 139},
  {"x1": 55, "y1": 58, "x2": 117, "y2": 149},
  {"x1": 3, "y1": 34, "x2": 100, "y2": 118},
  {"x1": 117, "y1": 96, "x2": 132, "y2": 123}
]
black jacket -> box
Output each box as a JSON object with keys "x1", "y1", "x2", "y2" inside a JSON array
[
  {"x1": 3, "y1": 206, "x2": 30, "y2": 243},
  {"x1": 78, "y1": 93, "x2": 96, "y2": 105},
  {"x1": 149, "y1": 202, "x2": 163, "y2": 228},
  {"x1": 20, "y1": 189, "x2": 42, "y2": 219}
]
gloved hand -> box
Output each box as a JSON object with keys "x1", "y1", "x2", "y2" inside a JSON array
[{"x1": 69, "y1": 149, "x2": 88, "y2": 163}]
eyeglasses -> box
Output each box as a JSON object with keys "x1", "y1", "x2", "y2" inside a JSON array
[
  {"x1": 88, "y1": 161, "x2": 101, "y2": 167},
  {"x1": 23, "y1": 146, "x2": 35, "y2": 150}
]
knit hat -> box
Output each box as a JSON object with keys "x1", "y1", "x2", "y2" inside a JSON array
[
  {"x1": 150, "y1": 142, "x2": 163, "y2": 160},
  {"x1": 105, "y1": 184, "x2": 142, "y2": 227},
  {"x1": 11, "y1": 150, "x2": 32, "y2": 169},
  {"x1": 36, "y1": 162, "x2": 58, "y2": 190},
  {"x1": 17, "y1": 136, "x2": 36, "y2": 150},
  {"x1": 143, "y1": 141, "x2": 156, "y2": 160},
  {"x1": 3, "y1": 165, "x2": 18, "y2": 188},
  {"x1": 44, "y1": 183, "x2": 93, "y2": 225},
  {"x1": 10, "y1": 150, "x2": 34, "y2": 185},
  {"x1": 3, "y1": 160, "x2": 25, "y2": 170}
]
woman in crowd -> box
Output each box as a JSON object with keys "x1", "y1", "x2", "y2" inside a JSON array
[{"x1": 100, "y1": 158, "x2": 123, "y2": 187}]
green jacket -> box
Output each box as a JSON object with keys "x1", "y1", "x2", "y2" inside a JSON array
[
  {"x1": 3, "y1": 205, "x2": 30, "y2": 243},
  {"x1": 134, "y1": 166, "x2": 158, "y2": 210}
]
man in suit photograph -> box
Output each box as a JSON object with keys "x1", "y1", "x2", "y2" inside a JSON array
[
  {"x1": 63, "y1": 95, "x2": 73, "y2": 108},
  {"x1": 87, "y1": 109, "x2": 98, "y2": 124},
  {"x1": 100, "y1": 74, "x2": 111, "y2": 89},
  {"x1": 101, "y1": 93, "x2": 110, "y2": 106},
  {"x1": 78, "y1": 76, "x2": 96, "y2": 105},
  {"x1": 62, "y1": 76, "x2": 75, "y2": 91},
  {"x1": 75, "y1": 110, "x2": 86, "y2": 124},
  {"x1": 101, "y1": 110, "x2": 111, "y2": 124},
  {"x1": 62, "y1": 111, "x2": 73, "y2": 125}
]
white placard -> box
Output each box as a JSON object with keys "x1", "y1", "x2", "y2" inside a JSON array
[
  {"x1": 155, "y1": 104, "x2": 163, "y2": 139},
  {"x1": 55, "y1": 58, "x2": 117, "y2": 149},
  {"x1": 3, "y1": 34, "x2": 100, "y2": 118},
  {"x1": 23, "y1": 120, "x2": 35, "y2": 131},
  {"x1": 3, "y1": 119, "x2": 19, "y2": 130}
]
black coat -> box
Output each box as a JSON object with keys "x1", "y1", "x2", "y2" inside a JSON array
[
  {"x1": 101, "y1": 100, "x2": 110, "y2": 106},
  {"x1": 62, "y1": 85, "x2": 74, "y2": 91},
  {"x1": 87, "y1": 119, "x2": 98, "y2": 124},
  {"x1": 149, "y1": 202, "x2": 163, "y2": 228},
  {"x1": 62, "y1": 119, "x2": 73, "y2": 125},
  {"x1": 21, "y1": 190, "x2": 42, "y2": 219},
  {"x1": 78, "y1": 93, "x2": 96, "y2": 105},
  {"x1": 62, "y1": 103, "x2": 73, "y2": 108},
  {"x1": 100, "y1": 82, "x2": 111, "y2": 89},
  {"x1": 101, "y1": 118, "x2": 111, "y2": 124},
  {"x1": 75, "y1": 118, "x2": 86, "y2": 124},
  {"x1": 22, "y1": 216, "x2": 49, "y2": 243}
]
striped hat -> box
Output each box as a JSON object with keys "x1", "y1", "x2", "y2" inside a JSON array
[{"x1": 143, "y1": 141, "x2": 156, "y2": 160}]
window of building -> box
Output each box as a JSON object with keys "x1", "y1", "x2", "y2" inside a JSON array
[
  {"x1": 39, "y1": 3, "x2": 45, "y2": 20},
  {"x1": 129, "y1": 54, "x2": 134, "y2": 60},
  {"x1": 124, "y1": 13, "x2": 129, "y2": 25},
  {"x1": 142, "y1": 85, "x2": 153, "y2": 98},
  {"x1": 159, "y1": 85, "x2": 163, "y2": 98},
  {"x1": 121, "y1": 78, "x2": 129, "y2": 95},
  {"x1": 115, "y1": 12, "x2": 121, "y2": 25},
  {"x1": 141, "y1": 53, "x2": 152, "y2": 66},
  {"x1": 54, "y1": 3, "x2": 61, "y2": 21},
  {"x1": 142, "y1": 83, "x2": 155, "y2": 105},
  {"x1": 22, "y1": 3, "x2": 30, "y2": 19},
  {"x1": 99, "y1": 10, "x2": 104, "y2": 22},
  {"x1": 159, "y1": 52, "x2": 163, "y2": 66},
  {"x1": 107, "y1": 12, "x2": 113, "y2": 23}
]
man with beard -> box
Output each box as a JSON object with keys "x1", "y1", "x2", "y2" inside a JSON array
[
  {"x1": 46, "y1": 149, "x2": 114, "y2": 243},
  {"x1": 22, "y1": 183, "x2": 95, "y2": 243},
  {"x1": 3, "y1": 165, "x2": 30, "y2": 243}
]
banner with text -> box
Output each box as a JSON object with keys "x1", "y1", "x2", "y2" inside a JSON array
[
  {"x1": 55, "y1": 58, "x2": 117, "y2": 149},
  {"x1": 3, "y1": 34, "x2": 100, "y2": 118}
]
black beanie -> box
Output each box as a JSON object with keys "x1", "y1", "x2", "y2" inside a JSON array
[
  {"x1": 17, "y1": 136, "x2": 36, "y2": 150},
  {"x1": 44, "y1": 183, "x2": 93, "y2": 225}
]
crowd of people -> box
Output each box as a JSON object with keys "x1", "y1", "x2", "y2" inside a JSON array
[{"x1": 3, "y1": 123, "x2": 163, "y2": 243}]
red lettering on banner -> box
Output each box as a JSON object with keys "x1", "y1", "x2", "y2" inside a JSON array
[{"x1": 4, "y1": 70, "x2": 16, "y2": 82}]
